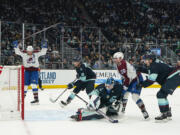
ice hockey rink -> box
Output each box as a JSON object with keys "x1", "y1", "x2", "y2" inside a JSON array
[{"x1": 0, "y1": 88, "x2": 180, "y2": 135}]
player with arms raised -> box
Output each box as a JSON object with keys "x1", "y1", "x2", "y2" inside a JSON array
[
  {"x1": 13, "y1": 40, "x2": 47, "y2": 104},
  {"x1": 113, "y1": 52, "x2": 149, "y2": 119}
]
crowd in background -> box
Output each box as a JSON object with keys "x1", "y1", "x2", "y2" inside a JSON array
[{"x1": 0, "y1": 0, "x2": 179, "y2": 69}]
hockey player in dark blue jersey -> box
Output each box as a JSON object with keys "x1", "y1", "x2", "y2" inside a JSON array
[
  {"x1": 70, "y1": 77, "x2": 124, "y2": 121},
  {"x1": 137, "y1": 55, "x2": 180, "y2": 121},
  {"x1": 60, "y1": 56, "x2": 96, "y2": 107}
]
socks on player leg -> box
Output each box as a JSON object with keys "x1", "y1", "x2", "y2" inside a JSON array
[
  {"x1": 122, "y1": 99, "x2": 128, "y2": 113},
  {"x1": 33, "y1": 91, "x2": 39, "y2": 101},
  {"x1": 67, "y1": 92, "x2": 76, "y2": 103},
  {"x1": 122, "y1": 92, "x2": 130, "y2": 113},
  {"x1": 155, "y1": 98, "x2": 171, "y2": 121},
  {"x1": 61, "y1": 92, "x2": 75, "y2": 106},
  {"x1": 136, "y1": 99, "x2": 149, "y2": 119},
  {"x1": 24, "y1": 85, "x2": 29, "y2": 98},
  {"x1": 31, "y1": 84, "x2": 39, "y2": 102},
  {"x1": 157, "y1": 98, "x2": 169, "y2": 113}
]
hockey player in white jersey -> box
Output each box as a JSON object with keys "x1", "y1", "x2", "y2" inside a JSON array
[
  {"x1": 13, "y1": 40, "x2": 47, "y2": 104},
  {"x1": 113, "y1": 52, "x2": 149, "y2": 119}
]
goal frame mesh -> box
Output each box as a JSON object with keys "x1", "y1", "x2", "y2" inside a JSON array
[{"x1": 0, "y1": 65, "x2": 24, "y2": 120}]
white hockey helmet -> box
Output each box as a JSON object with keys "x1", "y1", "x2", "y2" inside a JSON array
[
  {"x1": 26, "y1": 46, "x2": 34, "y2": 52},
  {"x1": 113, "y1": 52, "x2": 124, "y2": 59}
]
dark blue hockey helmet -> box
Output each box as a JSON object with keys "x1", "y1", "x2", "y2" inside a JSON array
[
  {"x1": 144, "y1": 54, "x2": 156, "y2": 62},
  {"x1": 72, "y1": 56, "x2": 81, "y2": 62},
  {"x1": 105, "y1": 77, "x2": 115, "y2": 90}
]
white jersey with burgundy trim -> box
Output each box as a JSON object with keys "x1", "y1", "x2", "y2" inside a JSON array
[
  {"x1": 116, "y1": 59, "x2": 137, "y2": 87},
  {"x1": 14, "y1": 47, "x2": 47, "y2": 68}
]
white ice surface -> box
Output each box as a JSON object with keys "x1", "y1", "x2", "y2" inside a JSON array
[{"x1": 0, "y1": 88, "x2": 180, "y2": 135}]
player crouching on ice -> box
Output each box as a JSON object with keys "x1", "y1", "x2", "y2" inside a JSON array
[
  {"x1": 60, "y1": 56, "x2": 96, "y2": 107},
  {"x1": 70, "y1": 77, "x2": 123, "y2": 121},
  {"x1": 13, "y1": 40, "x2": 47, "y2": 104},
  {"x1": 137, "y1": 54, "x2": 180, "y2": 122}
]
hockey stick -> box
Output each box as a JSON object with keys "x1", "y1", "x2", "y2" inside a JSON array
[
  {"x1": 49, "y1": 88, "x2": 68, "y2": 103},
  {"x1": 49, "y1": 78, "x2": 77, "y2": 103},
  {"x1": 74, "y1": 94, "x2": 119, "y2": 123},
  {"x1": 19, "y1": 22, "x2": 61, "y2": 42}
]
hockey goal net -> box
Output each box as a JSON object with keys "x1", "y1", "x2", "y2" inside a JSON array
[{"x1": 0, "y1": 65, "x2": 24, "y2": 120}]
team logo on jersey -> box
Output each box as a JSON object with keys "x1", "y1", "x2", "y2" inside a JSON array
[
  {"x1": 27, "y1": 55, "x2": 36, "y2": 64},
  {"x1": 120, "y1": 69, "x2": 126, "y2": 75},
  {"x1": 109, "y1": 96, "x2": 117, "y2": 103}
]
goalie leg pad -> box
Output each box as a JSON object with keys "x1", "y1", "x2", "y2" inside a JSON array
[{"x1": 71, "y1": 108, "x2": 103, "y2": 121}]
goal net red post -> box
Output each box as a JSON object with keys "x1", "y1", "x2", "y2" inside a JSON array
[{"x1": 0, "y1": 65, "x2": 24, "y2": 120}]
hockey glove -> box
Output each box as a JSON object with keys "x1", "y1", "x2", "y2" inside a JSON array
[
  {"x1": 113, "y1": 100, "x2": 121, "y2": 107},
  {"x1": 67, "y1": 83, "x2": 74, "y2": 89},
  {"x1": 12, "y1": 40, "x2": 18, "y2": 48},
  {"x1": 41, "y1": 40, "x2": 48, "y2": 48},
  {"x1": 123, "y1": 86, "x2": 128, "y2": 91}
]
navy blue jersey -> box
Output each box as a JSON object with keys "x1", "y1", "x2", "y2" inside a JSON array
[
  {"x1": 142, "y1": 62, "x2": 175, "y2": 87},
  {"x1": 76, "y1": 63, "x2": 96, "y2": 81},
  {"x1": 95, "y1": 81, "x2": 123, "y2": 108}
]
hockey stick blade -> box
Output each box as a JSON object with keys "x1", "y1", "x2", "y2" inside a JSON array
[
  {"x1": 49, "y1": 97, "x2": 57, "y2": 103},
  {"x1": 97, "y1": 109, "x2": 119, "y2": 123},
  {"x1": 49, "y1": 88, "x2": 67, "y2": 103},
  {"x1": 49, "y1": 78, "x2": 77, "y2": 103}
]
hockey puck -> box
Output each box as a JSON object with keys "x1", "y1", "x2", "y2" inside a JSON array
[
  {"x1": 10, "y1": 110, "x2": 14, "y2": 112},
  {"x1": 113, "y1": 120, "x2": 118, "y2": 123}
]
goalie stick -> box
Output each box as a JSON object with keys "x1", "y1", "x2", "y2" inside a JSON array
[
  {"x1": 74, "y1": 94, "x2": 119, "y2": 123},
  {"x1": 49, "y1": 78, "x2": 77, "y2": 103}
]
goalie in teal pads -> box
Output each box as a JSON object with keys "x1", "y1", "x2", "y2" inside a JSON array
[{"x1": 70, "y1": 77, "x2": 124, "y2": 121}]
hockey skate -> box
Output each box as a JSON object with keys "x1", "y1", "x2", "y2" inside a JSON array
[
  {"x1": 31, "y1": 99, "x2": 39, "y2": 105},
  {"x1": 59, "y1": 100, "x2": 70, "y2": 108},
  {"x1": 60, "y1": 98, "x2": 72, "y2": 107},
  {"x1": 142, "y1": 110, "x2": 150, "y2": 120},
  {"x1": 167, "y1": 108, "x2": 172, "y2": 120},
  {"x1": 121, "y1": 107, "x2": 126, "y2": 114},
  {"x1": 155, "y1": 112, "x2": 168, "y2": 122}
]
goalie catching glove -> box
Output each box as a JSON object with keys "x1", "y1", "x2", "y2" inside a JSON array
[{"x1": 67, "y1": 82, "x2": 74, "y2": 89}]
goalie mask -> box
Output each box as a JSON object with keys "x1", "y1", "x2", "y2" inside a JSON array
[{"x1": 105, "y1": 77, "x2": 115, "y2": 92}]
